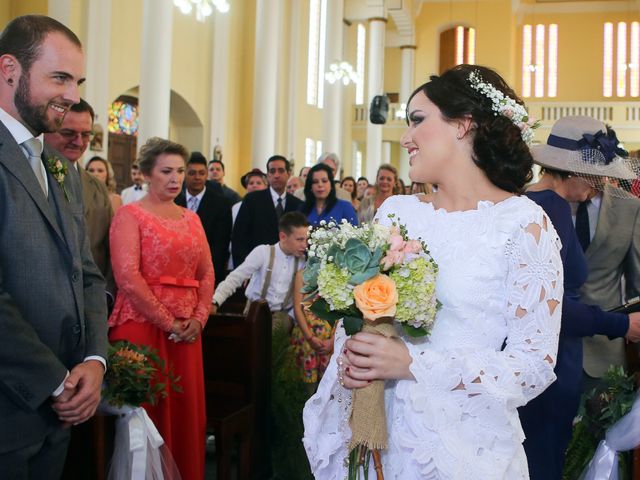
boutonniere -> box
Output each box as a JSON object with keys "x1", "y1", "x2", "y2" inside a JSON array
[{"x1": 46, "y1": 155, "x2": 70, "y2": 201}]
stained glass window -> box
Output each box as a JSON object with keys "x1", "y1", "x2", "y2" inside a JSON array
[{"x1": 108, "y1": 101, "x2": 139, "y2": 136}]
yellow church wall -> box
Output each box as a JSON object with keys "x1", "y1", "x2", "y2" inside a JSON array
[
  {"x1": 413, "y1": 0, "x2": 516, "y2": 85},
  {"x1": 222, "y1": 0, "x2": 256, "y2": 189}
]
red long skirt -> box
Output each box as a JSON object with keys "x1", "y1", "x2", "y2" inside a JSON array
[{"x1": 109, "y1": 321, "x2": 206, "y2": 480}]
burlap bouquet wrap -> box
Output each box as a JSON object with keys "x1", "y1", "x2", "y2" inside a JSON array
[{"x1": 349, "y1": 319, "x2": 396, "y2": 451}]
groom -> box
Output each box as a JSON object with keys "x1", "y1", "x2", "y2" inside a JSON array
[{"x1": 0, "y1": 15, "x2": 108, "y2": 479}]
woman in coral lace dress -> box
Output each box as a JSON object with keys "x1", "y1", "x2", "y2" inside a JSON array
[{"x1": 108, "y1": 137, "x2": 214, "y2": 480}]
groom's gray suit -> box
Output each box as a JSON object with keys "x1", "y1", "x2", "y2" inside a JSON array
[
  {"x1": 0, "y1": 120, "x2": 108, "y2": 454},
  {"x1": 582, "y1": 184, "x2": 640, "y2": 378}
]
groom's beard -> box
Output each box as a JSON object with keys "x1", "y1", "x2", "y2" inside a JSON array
[{"x1": 14, "y1": 73, "x2": 65, "y2": 135}]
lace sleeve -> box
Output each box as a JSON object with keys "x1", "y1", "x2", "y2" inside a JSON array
[
  {"x1": 408, "y1": 212, "x2": 563, "y2": 410},
  {"x1": 191, "y1": 217, "x2": 215, "y2": 327},
  {"x1": 110, "y1": 208, "x2": 175, "y2": 331}
]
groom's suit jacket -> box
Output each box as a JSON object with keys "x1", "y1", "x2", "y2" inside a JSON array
[
  {"x1": 0, "y1": 121, "x2": 108, "y2": 453},
  {"x1": 582, "y1": 185, "x2": 640, "y2": 377}
]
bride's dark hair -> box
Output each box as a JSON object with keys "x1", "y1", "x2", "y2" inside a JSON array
[{"x1": 408, "y1": 64, "x2": 533, "y2": 193}]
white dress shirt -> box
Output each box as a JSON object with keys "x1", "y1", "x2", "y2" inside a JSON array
[
  {"x1": 270, "y1": 186, "x2": 287, "y2": 210},
  {"x1": 0, "y1": 107, "x2": 48, "y2": 195},
  {"x1": 214, "y1": 243, "x2": 305, "y2": 314},
  {"x1": 121, "y1": 183, "x2": 148, "y2": 204},
  {"x1": 0, "y1": 107, "x2": 105, "y2": 397},
  {"x1": 186, "y1": 186, "x2": 206, "y2": 211}
]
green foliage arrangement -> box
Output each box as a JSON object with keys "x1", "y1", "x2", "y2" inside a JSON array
[
  {"x1": 270, "y1": 324, "x2": 314, "y2": 480},
  {"x1": 563, "y1": 366, "x2": 637, "y2": 480},
  {"x1": 103, "y1": 340, "x2": 182, "y2": 408}
]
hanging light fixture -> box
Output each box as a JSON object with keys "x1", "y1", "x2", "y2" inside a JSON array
[
  {"x1": 325, "y1": 61, "x2": 359, "y2": 86},
  {"x1": 174, "y1": 0, "x2": 230, "y2": 21}
]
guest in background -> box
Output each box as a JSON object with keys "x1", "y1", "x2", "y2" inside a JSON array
[
  {"x1": 356, "y1": 176, "x2": 369, "y2": 200},
  {"x1": 120, "y1": 162, "x2": 147, "y2": 204},
  {"x1": 109, "y1": 137, "x2": 214, "y2": 480},
  {"x1": 519, "y1": 115, "x2": 640, "y2": 480},
  {"x1": 175, "y1": 154, "x2": 232, "y2": 286},
  {"x1": 411, "y1": 182, "x2": 433, "y2": 196},
  {"x1": 86, "y1": 156, "x2": 123, "y2": 212},
  {"x1": 396, "y1": 177, "x2": 406, "y2": 195},
  {"x1": 291, "y1": 269, "x2": 334, "y2": 392},
  {"x1": 213, "y1": 212, "x2": 308, "y2": 332},
  {"x1": 232, "y1": 155, "x2": 302, "y2": 266},
  {"x1": 340, "y1": 176, "x2": 360, "y2": 209},
  {"x1": 299, "y1": 166, "x2": 310, "y2": 185},
  {"x1": 287, "y1": 175, "x2": 303, "y2": 195},
  {"x1": 234, "y1": 167, "x2": 268, "y2": 224},
  {"x1": 208, "y1": 159, "x2": 241, "y2": 204},
  {"x1": 357, "y1": 163, "x2": 398, "y2": 223},
  {"x1": 300, "y1": 163, "x2": 358, "y2": 227},
  {"x1": 44, "y1": 99, "x2": 114, "y2": 287},
  {"x1": 294, "y1": 153, "x2": 351, "y2": 202}
]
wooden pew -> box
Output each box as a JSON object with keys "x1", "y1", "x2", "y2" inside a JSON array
[{"x1": 202, "y1": 300, "x2": 272, "y2": 480}]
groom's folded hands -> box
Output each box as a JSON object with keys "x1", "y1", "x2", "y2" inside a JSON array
[{"x1": 52, "y1": 360, "x2": 105, "y2": 426}]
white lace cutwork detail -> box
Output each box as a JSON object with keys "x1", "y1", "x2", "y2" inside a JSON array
[{"x1": 303, "y1": 194, "x2": 563, "y2": 479}]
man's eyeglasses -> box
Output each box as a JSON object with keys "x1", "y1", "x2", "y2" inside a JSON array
[{"x1": 58, "y1": 129, "x2": 93, "y2": 141}]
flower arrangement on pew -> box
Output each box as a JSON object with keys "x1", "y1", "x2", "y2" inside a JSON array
[
  {"x1": 103, "y1": 340, "x2": 182, "y2": 408},
  {"x1": 302, "y1": 217, "x2": 439, "y2": 479}
]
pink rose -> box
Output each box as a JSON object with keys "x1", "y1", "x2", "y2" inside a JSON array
[
  {"x1": 389, "y1": 233, "x2": 406, "y2": 252},
  {"x1": 381, "y1": 250, "x2": 405, "y2": 271},
  {"x1": 403, "y1": 240, "x2": 422, "y2": 255}
]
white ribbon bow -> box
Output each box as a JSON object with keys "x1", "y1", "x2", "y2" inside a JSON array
[
  {"x1": 127, "y1": 407, "x2": 165, "y2": 480},
  {"x1": 581, "y1": 394, "x2": 640, "y2": 480}
]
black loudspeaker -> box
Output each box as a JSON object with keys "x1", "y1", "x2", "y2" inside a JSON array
[{"x1": 369, "y1": 95, "x2": 389, "y2": 124}]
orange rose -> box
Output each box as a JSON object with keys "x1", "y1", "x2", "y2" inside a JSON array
[{"x1": 353, "y1": 274, "x2": 398, "y2": 321}]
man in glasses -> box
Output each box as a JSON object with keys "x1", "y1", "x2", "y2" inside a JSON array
[
  {"x1": 44, "y1": 99, "x2": 114, "y2": 294},
  {"x1": 232, "y1": 155, "x2": 302, "y2": 266}
]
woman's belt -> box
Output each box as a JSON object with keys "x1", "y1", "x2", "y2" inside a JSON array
[{"x1": 146, "y1": 276, "x2": 200, "y2": 288}]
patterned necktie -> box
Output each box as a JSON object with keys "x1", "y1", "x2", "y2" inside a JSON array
[
  {"x1": 275, "y1": 197, "x2": 284, "y2": 219},
  {"x1": 575, "y1": 200, "x2": 591, "y2": 252},
  {"x1": 188, "y1": 196, "x2": 200, "y2": 212},
  {"x1": 22, "y1": 137, "x2": 47, "y2": 197}
]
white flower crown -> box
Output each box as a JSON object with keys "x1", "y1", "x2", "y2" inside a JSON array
[{"x1": 468, "y1": 70, "x2": 539, "y2": 145}]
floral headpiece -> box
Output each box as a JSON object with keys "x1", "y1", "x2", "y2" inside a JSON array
[{"x1": 468, "y1": 70, "x2": 540, "y2": 145}]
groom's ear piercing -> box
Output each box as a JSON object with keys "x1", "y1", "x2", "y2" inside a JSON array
[{"x1": 7, "y1": 78, "x2": 13, "y2": 85}]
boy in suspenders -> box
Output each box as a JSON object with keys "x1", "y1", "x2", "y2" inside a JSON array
[{"x1": 212, "y1": 212, "x2": 309, "y2": 330}]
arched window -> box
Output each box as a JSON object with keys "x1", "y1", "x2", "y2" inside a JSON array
[{"x1": 439, "y1": 26, "x2": 475, "y2": 74}]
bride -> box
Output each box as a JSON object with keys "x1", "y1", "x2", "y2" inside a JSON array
[{"x1": 303, "y1": 64, "x2": 564, "y2": 480}]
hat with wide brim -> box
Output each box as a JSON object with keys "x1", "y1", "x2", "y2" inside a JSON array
[
  {"x1": 531, "y1": 115, "x2": 636, "y2": 180},
  {"x1": 240, "y1": 168, "x2": 267, "y2": 188}
]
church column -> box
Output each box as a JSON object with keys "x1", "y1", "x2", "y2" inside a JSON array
[
  {"x1": 137, "y1": 0, "x2": 173, "y2": 146},
  {"x1": 251, "y1": 0, "x2": 282, "y2": 169},
  {"x1": 286, "y1": 0, "x2": 301, "y2": 165},
  {"x1": 209, "y1": 9, "x2": 230, "y2": 159},
  {"x1": 322, "y1": 0, "x2": 345, "y2": 165},
  {"x1": 365, "y1": 17, "x2": 386, "y2": 182},
  {"x1": 398, "y1": 45, "x2": 415, "y2": 183},
  {"x1": 47, "y1": 0, "x2": 72, "y2": 26},
  {"x1": 84, "y1": 0, "x2": 112, "y2": 163}
]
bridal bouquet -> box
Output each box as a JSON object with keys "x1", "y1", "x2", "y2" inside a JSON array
[{"x1": 302, "y1": 217, "x2": 439, "y2": 478}]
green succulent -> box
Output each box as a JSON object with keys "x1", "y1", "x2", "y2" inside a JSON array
[
  {"x1": 302, "y1": 256, "x2": 321, "y2": 293},
  {"x1": 343, "y1": 238, "x2": 382, "y2": 285}
]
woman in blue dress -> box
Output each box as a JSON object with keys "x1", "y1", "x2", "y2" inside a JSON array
[
  {"x1": 300, "y1": 163, "x2": 358, "y2": 227},
  {"x1": 519, "y1": 116, "x2": 639, "y2": 480}
]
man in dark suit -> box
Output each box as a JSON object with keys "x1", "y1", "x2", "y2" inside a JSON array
[
  {"x1": 232, "y1": 155, "x2": 302, "y2": 266},
  {"x1": 0, "y1": 16, "x2": 108, "y2": 478},
  {"x1": 176, "y1": 153, "x2": 232, "y2": 285},
  {"x1": 44, "y1": 98, "x2": 114, "y2": 294}
]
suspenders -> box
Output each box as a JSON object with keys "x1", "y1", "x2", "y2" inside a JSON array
[{"x1": 259, "y1": 245, "x2": 299, "y2": 312}]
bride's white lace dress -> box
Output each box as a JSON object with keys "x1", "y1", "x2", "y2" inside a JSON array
[{"x1": 303, "y1": 194, "x2": 564, "y2": 480}]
